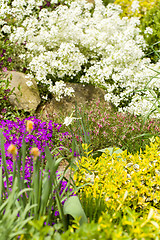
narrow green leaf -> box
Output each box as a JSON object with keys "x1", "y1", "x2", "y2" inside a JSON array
[{"x1": 0, "y1": 166, "x2": 3, "y2": 205}]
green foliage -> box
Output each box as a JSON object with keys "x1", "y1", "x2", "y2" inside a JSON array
[
  {"x1": 60, "y1": 206, "x2": 160, "y2": 239},
  {"x1": 17, "y1": 217, "x2": 66, "y2": 240},
  {"x1": 0, "y1": 72, "x2": 15, "y2": 118},
  {"x1": 140, "y1": 1, "x2": 160, "y2": 62},
  {"x1": 102, "y1": 0, "x2": 114, "y2": 7},
  {"x1": 98, "y1": 207, "x2": 160, "y2": 240},
  {"x1": 63, "y1": 196, "x2": 88, "y2": 226},
  {"x1": 0, "y1": 177, "x2": 34, "y2": 240},
  {"x1": 114, "y1": 0, "x2": 158, "y2": 18},
  {"x1": 61, "y1": 221, "x2": 103, "y2": 240},
  {"x1": 0, "y1": 37, "x2": 27, "y2": 73},
  {"x1": 80, "y1": 191, "x2": 107, "y2": 223},
  {"x1": 0, "y1": 39, "x2": 14, "y2": 71},
  {"x1": 22, "y1": 216, "x2": 55, "y2": 240},
  {"x1": 134, "y1": 72, "x2": 160, "y2": 121}
]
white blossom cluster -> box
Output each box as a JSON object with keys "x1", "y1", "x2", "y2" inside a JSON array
[
  {"x1": 48, "y1": 80, "x2": 75, "y2": 101},
  {"x1": 1, "y1": 0, "x2": 160, "y2": 117},
  {"x1": 131, "y1": 0, "x2": 140, "y2": 13},
  {"x1": 1, "y1": 24, "x2": 11, "y2": 33}
]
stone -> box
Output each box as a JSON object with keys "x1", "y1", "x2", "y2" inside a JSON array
[
  {"x1": 4, "y1": 71, "x2": 41, "y2": 111},
  {"x1": 36, "y1": 82, "x2": 112, "y2": 118}
]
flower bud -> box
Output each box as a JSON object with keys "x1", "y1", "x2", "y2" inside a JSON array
[
  {"x1": 26, "y1": 120, "x2": 34, "y2": 134},
  {"x1": 7, "y1": 144, "x2": 18, "y2": 160},
  {"x1": 30, "y1": 147, "x2": 40, "y2": 161}
]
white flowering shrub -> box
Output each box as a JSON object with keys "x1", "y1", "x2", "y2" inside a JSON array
[{"x1": 0, "y1": 0, "x2": 160, "y2": 117}]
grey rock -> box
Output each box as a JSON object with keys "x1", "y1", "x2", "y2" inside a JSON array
[{"x1": 4, "y1": 71, "x2": 41, "y2": 111}]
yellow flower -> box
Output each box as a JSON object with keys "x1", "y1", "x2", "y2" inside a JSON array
[
  {"x1": 26, "y1": 120, "x2": 34, "y2": 134},
  {"x1": 30, "y1": 147, "x2": 40, "y2": 161},
  {"x1": 7, "y1": 144, "x2": 18, "y2": 160}
]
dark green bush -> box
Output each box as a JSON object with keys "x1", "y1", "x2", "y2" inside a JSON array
[{"x1": 102, "y1": 0, "x2": 114, "y2": 6}]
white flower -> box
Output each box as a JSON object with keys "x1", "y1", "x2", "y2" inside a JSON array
[
  {"x1": 131, "y1": 0, "x2": 140, "y2": 13},
  {"x1": 144, "y1": 27, "x2": 153, "y2": 35},
  {"x1": 85, "y1": 172, "x2": 95, "y2": 184},
  {"x1": 105, "y1": 197, "x2": 110, "y2": 202},
  {"x1": 50, "y1": 0, "x2": 58, "y2": 4},
  {"x1": 26, "y1": 80, "x2": 33, "y2": 87},
  {"x1": 63, "y1": 116, "x2": 75, "y2": 126},
  {"x1": 125, "y1": 163, "x2": 133, "y2": 168},
  {"x1": 63, "y1": 112, "x2": 81, "y2": 126},
  {"x1": 51, "y1": 81, "x2": 75, "y2": 101},
  {"x1": 149, "y1": 136, "x2": 155, "y2": 143},
  {"x1": 133, "y1": 164, "x2": 139, "y2": 170},
  {"x1": 0, "y1": 20, "x2": 5, "y2": 25},
  {"x1": 127, "y1": 174, "x2": 131, "y2": 179},
  {"x1": 2, "y1": 24, "x2": 11, "y2": 33},
  {"x1": 42, "y1": 94, "x2": 48, "y2": 100},
  {"x1": 155, "y1": 170, "x2": 160, "y2": 176}
]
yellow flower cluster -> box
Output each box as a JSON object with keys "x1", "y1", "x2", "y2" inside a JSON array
[
  {"x1": 114, "y1": 0, "x2": 158, "y2": 18},
  {"x1": 74, "y1": 137, "x2": 160, "y2": 211}
]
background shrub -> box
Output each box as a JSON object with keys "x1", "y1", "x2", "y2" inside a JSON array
[
  {"x1": 114, "y1": 0, "x2": 158, "y2": 18},
  {"x1": 0, "y1": 73, "x2": 17, "y2": 119},
  {"x1": 114, "y1": 0, "x2": 160, "y2": 63},
  {"x1": 140, "y1": 1, "x2": 160, "y2": 63},
  {"x1": 102, "y1": 0, "x2": 114, "y2": 6},
  {"x1": 61, "y1": 206, "x2": 160, "y2": 239}
]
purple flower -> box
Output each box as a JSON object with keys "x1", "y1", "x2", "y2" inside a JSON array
[
  {"x1": 4, "y1": 89, "x2": 11, "y2": 93},
  {"x1": 0, "y1": 117, "x2": 72, "y2": 184},
  {"x1": 3, "y1": 96, "x2": 8, "y2": 100},
  {"x1": 0, "y1": 61, "x2": 4, "y2": 67},
  {"x1": 7, "y1": 57, "x2": 12, "y2": 63},
  {"x1": 54, "y1": 211, "x2": 59, "y2": 216},
  {"x1": 1, "y1": 108, "x2": 7, "y2": 113},
  {"x1": 0, "y1": 116, "x2": 75, "y2": 223},
  {"x1": 46, "y1": 1, "x2": 51, "y2": 7},
  {"x1": 23, "y1": 67, "x2": 27, "y2": 72}
]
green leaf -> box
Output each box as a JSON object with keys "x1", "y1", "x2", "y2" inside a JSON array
[
  {"x1": 63, "y1": 196, "x2": 88, "y2": 225},
  {"x1": 29, "y1": 216, "x2": 47, "y2": 230},
  {"x1": 97, "y1": 147, "x2": 123, "y2": 155}
]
